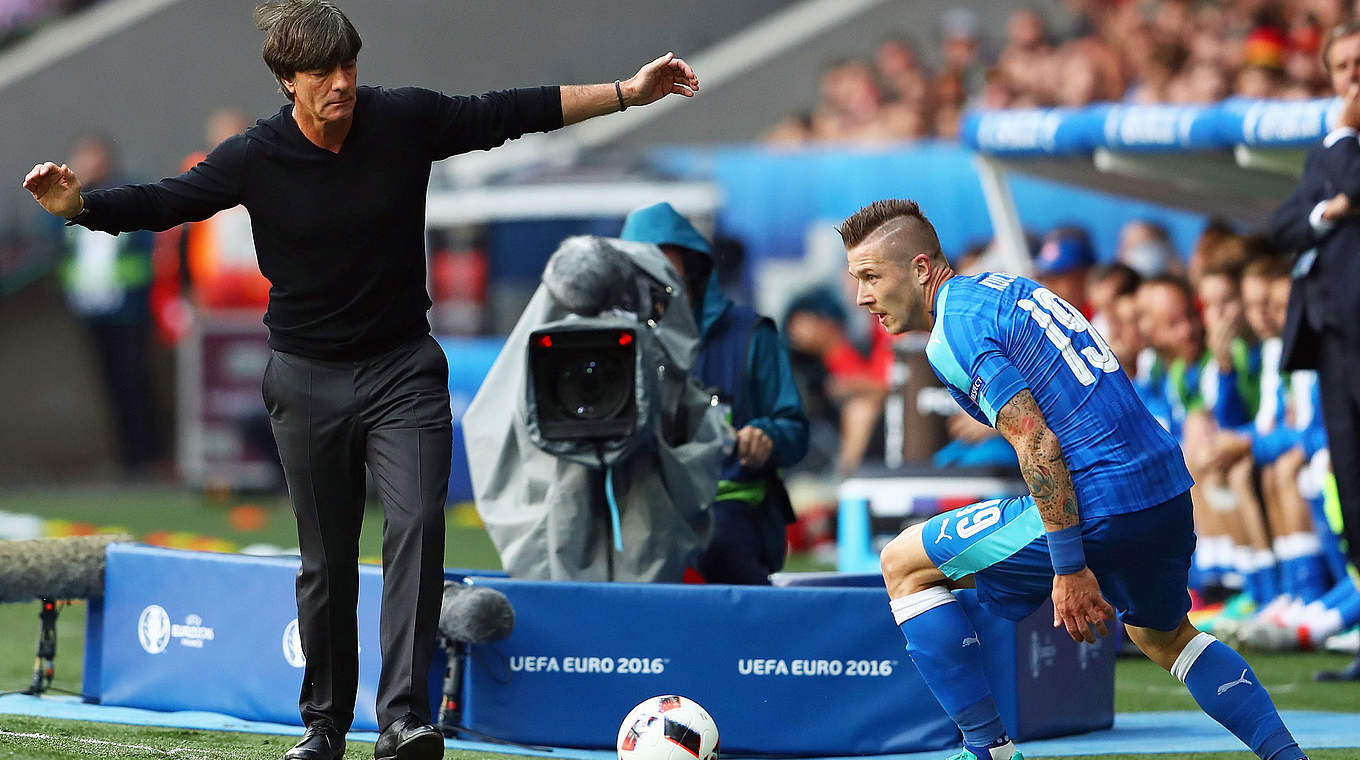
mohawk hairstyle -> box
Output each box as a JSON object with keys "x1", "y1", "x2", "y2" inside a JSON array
[{"x1": 837, "y1": 199, "x2": 945, "y2": 263}]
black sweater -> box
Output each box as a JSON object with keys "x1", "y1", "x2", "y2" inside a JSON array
[{"x1": 77, "y1": 85, "x2": 563, "y2": 360}]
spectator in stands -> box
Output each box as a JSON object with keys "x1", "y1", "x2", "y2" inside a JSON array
[
  {"x1": 763, "y1": 112, "x2": 813, "y2": 145},
  {"x1": 873, "y1": 37, "x2": 929, "y2": 106},
  {"x1": 1269, "y1": 17, "x2": 1360, "y2": 682},
  {"x1": 1118, "y1": 219, "x2": 1181, "y2": 279},
  {"x1": 1235, "y1": 63, "x2": 1284, "y2": 98},
  {"x1": 1129, "y1": 39, "x2": 1189, "y2": 103},
  {"x1": 1188, "y1": 217, "x2": 1238, "y2": 286},
  {"x1": 783, "y1": 281, "x2": 892, "y2": 477},
  {"x1": 22, "y1": 2, "x2": 704, "y2": 756},
  {"x1": 811, "y1": 58, "x2": 882, "y2": 142},
  {"x1": 1086, "y1": 263, "x2": 1142, "y2": 368},
  {"x1": 780, "y1": 287, "x2": 847, "y2": 473},
  {"x1": 150, "y1": 106, "x2": 269, "y2": 344},
  {"x1": 1033, "y1": 225, "x2": 1095, "y2": 314},
  {"x1": 51, "y1": 133, "x2": 162, "y2": 479},
  {"x1": 620, "y1": 202, "x2": 809, "y2": 585},
  {"x1": 769, "y1": 0, "x2": 1360, "y2": 144},
  {"x1": 1186, "y1": 252, "x2": 1273, "y2": 616},
  {"x1": 1234, "y1": 255, "x2": 1333, "y2": 610},
  {"x1": 939, "y1": 7, "x2": 987, "y2": 98}
]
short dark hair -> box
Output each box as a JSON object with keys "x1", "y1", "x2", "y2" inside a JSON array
[
  {"x1": 1090, "y1": 262, "x2": 1142, "y2": 297},
  {"x1": 1141, "y1": 274, "x2": 1195, "y2": 306},
  {"x1": 1322, "y1": 19, "x2": 1360, "y2": 72},
  {"x1": 1242, "y1": 251, "x2": 1293, "y2": 281},
  {"x1": 837, "y1": 199, "x2": 945, "y2": 263},
  {"x1": 254, "y1": 1, "x2": 362, "y2": 101}
]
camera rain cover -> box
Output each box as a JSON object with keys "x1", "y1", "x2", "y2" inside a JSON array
[{"x1": 464, "y1": 237, "x2": 728, "y2": 582}]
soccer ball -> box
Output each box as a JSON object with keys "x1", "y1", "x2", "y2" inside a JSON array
[{"x1": 616, "y1": 695, "x2": 720, "y2": 760}]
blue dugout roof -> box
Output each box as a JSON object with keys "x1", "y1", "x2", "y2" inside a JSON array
[
  {"x1": 957, "y1": 98, "x2": 1335, "y2": 224},
  {"x1": 960, "y1": 97, "x2": 1338, "y2": 156}
]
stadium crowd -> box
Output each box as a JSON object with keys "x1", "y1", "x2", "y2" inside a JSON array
[
  {"x1": 0, "y1": 0, "x2": 100, "y2": 46},
  {"x1": 766, "y1": 0, "x2": 1348, "y2": 144}
]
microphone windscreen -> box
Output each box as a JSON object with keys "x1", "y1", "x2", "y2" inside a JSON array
[
  {"x1": 0, "y1": 534, "x2": 134, "y2": 603},
  {"x1": 542, "y1": 236, "x2": 636, "y2": 316},
  {"x1": 438, "y1": 581, "x2": 515, "y2": 644}
]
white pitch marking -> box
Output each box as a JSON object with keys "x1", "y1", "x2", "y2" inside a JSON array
[{"x1": 0, "y1": 728, "x2": 239, "y2": 757}]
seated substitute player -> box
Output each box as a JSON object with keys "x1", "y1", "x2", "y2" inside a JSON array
[{"x1": 839, "y1": 199, "x2": 1309, "y2": 760}]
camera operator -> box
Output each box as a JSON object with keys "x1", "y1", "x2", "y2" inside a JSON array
[
  {"x1": 465, "y1": 235, "x2": 728, "y2": 582},
  {"x1": 621, "y1": 203, "x2": 809, "y2": 584}
]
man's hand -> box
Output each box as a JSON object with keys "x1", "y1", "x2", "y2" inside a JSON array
[
  {"x1": 735, "y1": 425, "x2": 774, "y2": 469},
  {"x1": 1206, "y1": 315, "x2": 1242, "y2": 372},
  {"x1": 22, "y1": 162, "x2": 83, "y2": 219},
  {"x1": 1051, "y1": 568, "x2": 1115, "y2": 644},
  {"x1": 1322, "y1": 191, "x2": 1352, "y2": 221},
  {"x1": 622, "y1": 52, "x2": 699, "y2": 107}
]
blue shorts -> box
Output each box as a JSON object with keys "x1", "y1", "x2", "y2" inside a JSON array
[{"x1": 921, "y1": 491, "x2": 1195, "y2": 631}]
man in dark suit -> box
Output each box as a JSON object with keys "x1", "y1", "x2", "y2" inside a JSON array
[{"x1": 1270, "y1": 19, "x2": 1360, "y2": 682}]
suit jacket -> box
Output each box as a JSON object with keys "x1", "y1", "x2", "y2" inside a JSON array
[{"x1": 1269, "y1": 132, "x2": 1360, "y2": 371}]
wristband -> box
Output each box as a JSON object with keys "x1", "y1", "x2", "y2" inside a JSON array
[
  {"x1": 63, "y1": 200, "x2": 90, "y2": 227},
  {"x1": 614, "y1": 79, "x2": 628, "y2": 112},
  {"x1": 1047, "y1": 524, "x2": 1086, "y2": 575}
]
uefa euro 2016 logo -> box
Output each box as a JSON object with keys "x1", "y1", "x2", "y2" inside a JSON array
[
  {"x1": 282, "y1": 618, "x2": 306, "y2": 668},
  {"x1": 138, "y1": 605, "x2": 172, "y2": 655}
]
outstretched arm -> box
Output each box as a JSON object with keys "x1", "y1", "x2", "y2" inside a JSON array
[
  {"x1": 994, "y1": 389, "x2": 1116, "y2": 644},
  {"x1": 560, "y1": 52, "x2": 698, "y2": 125},
  {"x1": 21, "y1": 137, "x2": 246, "y2": 233}
]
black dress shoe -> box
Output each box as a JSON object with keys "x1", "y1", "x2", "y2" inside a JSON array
[
  {"x1": 1315, "y1": 653, "x2": 1360, "y2": 682},
  {"x1": 284, "y1": 720, "x2": 346, "y2": 760},
  {"x1": 374, "y1": 713, "x2": 443, "y2": 760}
]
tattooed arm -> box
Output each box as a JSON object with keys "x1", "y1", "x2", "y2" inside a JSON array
[
  {"x1": 994, "y1": 388, "x2": 1115, "y2": 643},
  {"x1": 993, "y1": 388, "x2": 1079, "y2": 532}
]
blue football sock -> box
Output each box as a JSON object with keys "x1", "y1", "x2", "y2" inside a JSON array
[
  {"x1": 1173, "y1": 633, "x2": 1306, "y2": 760},
  {"x1": 1245, "y1": 568, "x2": 1276, "y2": 606},
  {"x1": 1307, "y1": 497, "x2": 1350, "y2": 583},
  {"x1": 891, "y1": 587, "x2": 1008, "y2": 752},
  {"x1": 1335, "y1": 587, "x2": 1360, "y2": 629},
  {"x1": 1319, "y1": 579, "x2": 1356, "y2": 609},
  {"x1": 1283, "y1": 555, "x2": 1329, "y2": 603}
]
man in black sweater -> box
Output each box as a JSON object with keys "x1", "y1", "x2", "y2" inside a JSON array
[{"x1": 22, "y1": 3, "x2": 699, "y2": 759}]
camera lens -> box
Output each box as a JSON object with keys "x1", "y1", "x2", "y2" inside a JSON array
[{"x1": 557, "y1": 357, "x2": 630, "y2": 420}]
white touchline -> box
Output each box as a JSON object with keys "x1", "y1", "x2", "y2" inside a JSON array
[{"x1": 0, "y1": 728, "x2": 227, "y2": 757}]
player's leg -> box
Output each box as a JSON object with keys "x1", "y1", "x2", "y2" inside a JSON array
[
  {"x1": 1270, "y1": 448, "x2": 1330, "y2": 604},
  {"x1": 1227, "y1": 456, "x2": 1278, "y2": 606},
  {"x1": 1125, "y1": 618, "x2": 1307, "y2": 760},
  {"x1": 883, "y1": 497, "x2": 1044, "y2": 760},
  {"x1": 1113, "y1": 493, "x2": 1307, "y2": 760}
]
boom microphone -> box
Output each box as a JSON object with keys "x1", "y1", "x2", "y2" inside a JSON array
[
  {"x1": 0, "y1": 534, "x2": 134, "y2": 603},
  {"x1": 437, "y1": 581, "x2": 515, "y2": 736},
  {"x1": 438, "y1": 580, "x2": 515, "y2": 644},
  {"x1": 541, "y1": 236, "x2": 638, "y2": 317}
]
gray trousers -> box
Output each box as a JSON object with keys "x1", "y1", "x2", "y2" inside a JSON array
[{"x1": 262, "y1": 335, "x2": 452, "y2": 733}]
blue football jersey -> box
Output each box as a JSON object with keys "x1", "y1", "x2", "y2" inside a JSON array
[{"x1": 926, "y1": 273, "x2": 1193, "y2": 518}]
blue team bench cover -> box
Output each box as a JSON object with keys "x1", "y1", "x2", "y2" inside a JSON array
[
  {"x1": 89, "y1": 545, "x2": 1113, "y2": 754},
  {"x1": 90, "y1": 543, "x2": 457, "y2": 732},
  {"x1": 460, "y1": 575, "x2": 1116, "y2": 755}
]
